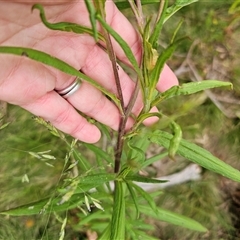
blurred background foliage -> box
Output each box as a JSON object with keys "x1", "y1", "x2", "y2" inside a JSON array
[{"x1": 1, "y1": 0, "x2": 240, "y2": 239}]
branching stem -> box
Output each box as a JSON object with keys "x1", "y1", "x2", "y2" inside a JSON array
[{"x1": 114, "y1": 79, "x2": 140, "y2": 173}]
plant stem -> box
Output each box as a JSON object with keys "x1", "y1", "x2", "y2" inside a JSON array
[
  {"x1": 97, "y1": 2, "x2": 143, "y2": 173},
  {"x1": 155, "y1": 0, "x2": 165, "y2": 24},
  {"x1": 128, "y1": 0, "x2": 144, "y2": 34},
  {"x1": 114, "y1": 116, "x2": 125, "y2": 173},
  {"x1": 135, "y1": 0, "x2": 145, "y2": 28},
  {"x1": 114, "y1": 78, "x2": 140, "y2": 173},
  {"x1": 98, "y1": 12, "x2": 125, "y2": 113},
  {"x1": 104, "y1": 32, "x2": 125, "y2": 111}
]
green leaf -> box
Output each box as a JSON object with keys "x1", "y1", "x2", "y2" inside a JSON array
[
  {"x1": 95, "y1": 14, "x2": 142, "y2": 78},
  {"x1": 164, "y1": 0, "x2": 199, "y2": 23},
  {"x1": 115, "y1": 0, "x2": 160, "y2": 10},
  {"x1": 126, "y1": 182, "x2": 140, "y2": 219},
  {"x1": 117, "y1": 166, "x2": 132, "y2": 180},
  {"x1": 74, "y1": 173, "x2": 116, "y2": 194},
  {"x1": 110, "y1": 181, "x2": 125, "y2": 240},
  {"x1": 125, "y1": 175, "x2": 168, "y2": 184},
  {"x1": 0, "y1": 46, "x2": 121, "y2": 109},
  {"x1": 171, "y1": 18, "x2": 184, "y2": 44},
  {"x1": 1, "y1": 173, "x2": 115, "y2": 216},
  {"x1": 141, "y1": 151, "x2": 168, "y2": 168},
  {"x1": 0, "y1": 193, "x2": 85, "y2": 216},
  {"x1": 99, "y1": 223, "x2": 111, "y2": 240},
  {"x1": 84, "y1": 0, "x2": 98, "y2": 41},
  {"x1": 152, "y1": 80, "x2": 232, "y2": 107},
  {"x1": 127, "y1": 140, "x2": 145, "y2": 166},
  {"x1": 58, "y1": 173, "x2": 115, "y2": 206},
  {"x1": 82, "y1": 143, "x2": 114, "y2": 164},
  {"x1": 138, "y1": 204, "x2": 207, "y2": 232},
  {"x1": 129, "y1": 181, "x2": 157, "y2": 213},
  {"x1": 149, "y1": 0, "x2": 168, "y2": 48},
  {"x1": 149, "y1": 130, "x2": 240, "y2": 182},
  {"x1": 32, "y1": 4, "x2": 104, "y2": 41},
  {"x1": 78, "y1": 207, "x2": 111, "y2": 226},
  {"x1": 125, "y1": 219, "x2": 156, "y2": 239},
  {"x1": 149, "y1": 38, "x2": 184, "y2": 97},
  {"x1": 71, "y1": 147, "x2": 91, "y2": 171}
]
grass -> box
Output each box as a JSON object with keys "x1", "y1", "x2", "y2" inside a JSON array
[{"x1": 1, "y1": 1, "x2": 240, "y2": 239}]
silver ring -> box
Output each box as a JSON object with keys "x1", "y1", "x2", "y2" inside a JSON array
[{"x1": 56, "y1": 78, "x2": 81, "y2": 99}]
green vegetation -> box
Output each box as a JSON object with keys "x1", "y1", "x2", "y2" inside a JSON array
[{"x1": 1, "y1": 0, "x2": 240, "y2": 239}]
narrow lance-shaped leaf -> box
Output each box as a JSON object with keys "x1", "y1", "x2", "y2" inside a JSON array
[
  {"x1": 0, "y1": 193, "x2": 85, "y2": 216},
  {"x1": 74, "y1": 173, "x2": 116, "y2": 193},
  {"x1": 95, "y1": 14, "x2": 142, "y2": 79},
  {"x1": 110, "y1": 181, "x2": 125, "y2": 240},
  {"x1": 1, "y1": 173, "x2": 116, "y2": 216},
  {"x1": 116, "y1": 0, "x2": 160, "y2": 10},
  {"x1": 142, "y1": 19, "x2": 158, "y2": 73},
  {"x1": 138, "y1": 204, "x2": 207, "y2": 232},
  {"x1": 149, "y1": 0, "x2": 168, "y2": 49},
  {"x1": 99, "y1": 223, "x2": 111, "y2": 240},
  {"x1": 126, "y1": 175, "x2": 167, "y2": 184},
  {"x1": 149, "y1": 37, "x2": 184, "y2": 100},
  {"x1": 170, "y1": 18, "x2": 184, "y2": 44},
  {"x1": 82, "y1": 142, "x2": 114, "y2": 164},
  {"x1": 151, "y1": 80, "x2": 233, "y2": 107},
  {"x1": 0, "y1": 46, "x2": 121, "y2": 110},
  {"x1": 58, "y1": 173, "x2": 116, "y2": 196},
  {"x1": 149, "y1": 130, "x2": 240, "y2": 182},
  {"x1": 32, "y1": 4, "x2": 104, "y2": 41},
  {"x1": 77, "y1": 207, "x2": 111, "y2": 227},
  {"x1": 129, "y1": 181, "x2": 158, "y2": 213},
  {"x1": 127, "y1": 140, "x2": 145, "y2": 165},
  {"x1": 84, "y1": 0, "x2": 98, "y2": 41},
  {"x1": 126, "y1": 182, "x2": 140, "y2": 219},
  {"x1": 141, "y1": 151, "x2": 168, "y2": 169},
  {"x1": 164, "y1": 0, "x2": 199, "y2": 23}
]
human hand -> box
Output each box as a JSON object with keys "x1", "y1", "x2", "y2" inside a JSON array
[{"x1": 0, "y1": 1, "x2": 178, "y2": 143}]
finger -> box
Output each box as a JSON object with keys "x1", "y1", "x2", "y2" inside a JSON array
[
  {"x1": 81, "y1": 45, "x2": 135, "y2": 106},
  {"x1": 21, "y1": 91, "x2": 101, "y2": 143},
  {"x1": 65, "y1": 80, "x2": 134, "y2": 131}
]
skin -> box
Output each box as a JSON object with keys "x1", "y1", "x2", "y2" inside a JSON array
[{"x1": 0, "y1": 1, "x2": 178, "y2": 143}]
